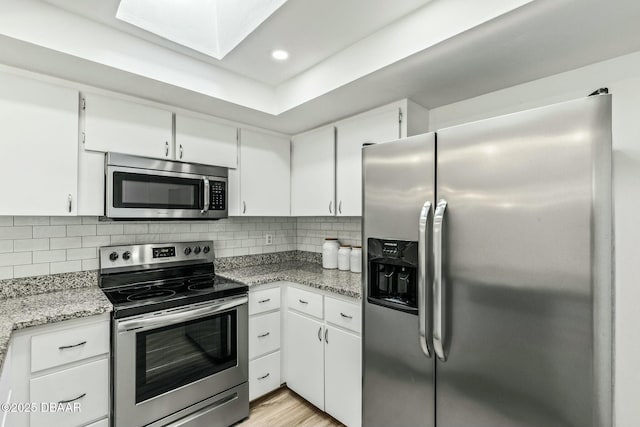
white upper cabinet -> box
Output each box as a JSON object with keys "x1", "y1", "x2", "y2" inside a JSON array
[
  {"x1": 83, "y1": 93, "x2": 173, "y2": 160},
  {"x1": 0, "y1": 72, "x2": 79, "y2": 216},
  {"x1": 335, "y1": 105, "x2": 401, "y2": 216},
  {"x1": 291, "y1": 126, "x2": 335, "y2": 216},
  {"x1": 175, "y1": 114, "x2": 237, "y2": 168},
  {"x1": 237, "y1": 129, "x2": 290, "y2": 216}
]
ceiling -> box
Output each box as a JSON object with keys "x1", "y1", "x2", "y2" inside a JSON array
[
  {"x1": 1, "y1": 0, "x2": 640, "y2": 135},
  {"x1": 42, "y1": 0, "x2": 431, "y2": 85}
]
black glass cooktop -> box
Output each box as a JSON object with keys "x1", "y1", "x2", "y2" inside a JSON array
[{"x1": 100, "y1": 266, "x2": 247, "y2": 318}]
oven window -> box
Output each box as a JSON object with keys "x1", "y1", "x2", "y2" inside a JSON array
[
  {"x1": 113, "y1": 172, "x2": 201, "y2": 209},
  {"x1": 135, "y1": 311, "x2": 237, "y2": 403}
]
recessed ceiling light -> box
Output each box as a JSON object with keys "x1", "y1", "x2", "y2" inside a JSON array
[{"x1": 271, "y1": 49, "x2": 289, "y2": 61}]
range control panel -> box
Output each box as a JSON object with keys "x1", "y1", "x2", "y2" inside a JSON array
[
  {"x1": 209, "y1": 181, "x2": 226, "y2": 211},
  {"x1": 99, "y1": 241, "x2": 214, "y2": 271}
]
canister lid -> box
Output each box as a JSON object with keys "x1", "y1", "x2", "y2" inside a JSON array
[
  {"x1": 325, "y1": 237, "x2": 338, "y2": 240},
  {"x1": 352, "y1": 245, "x2": 362, "y2": 249},
  {"x1": 339, "y1": 244, "x2": 352, "y2": 248}
]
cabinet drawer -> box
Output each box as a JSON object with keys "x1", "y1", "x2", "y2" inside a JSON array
[
  {"x1": 31, "y1": 320, "x2": 109, "y2": 373},
  {"x1": 249, "y1": 311, "x2": 281, "y2": 359},
  {"x1": 249, "y1": 287, "x2": 281, "y2": 315},
  {"x1": 325, "y1": 297, "x2": 361, "y2": 334},
  {"x1": 30, "y1": 358, "x2": 108, "y2": 427},
  {"x1": 85, "y1": 419, "x2": 109, "y2": 427},
  {"x1": 287, "y1": 287, "x2": 323, "y2": 319},
  {"x1": 249, "y1": 351, "x2": 281, "y2": 401}
]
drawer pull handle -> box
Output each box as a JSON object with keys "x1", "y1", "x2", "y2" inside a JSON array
[
  {"x1": 258, "y1": 373, "x2": 270, "y2": 380},
  {"x1": 58, "y1": 341, "x2": 87, "y2": 350},
  {"x1": 258, "y1": 298, "x2": 271, "y2": 303},
  {"x1": 258, "y1": 332, "x2": 270, "y2": 338},
  {"x1": 299, "y1": 299, "x2": 309, "y2": 304},
  {"x1": 340, "y1": 312, "x2": 353, "y2": 319},
  {"x1": 58, "y1": 393, "x2": 86, "y2": 404}
]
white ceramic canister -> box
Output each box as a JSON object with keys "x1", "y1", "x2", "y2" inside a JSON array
[
  {"x1": 338, "y1": 245, "x2": 352, "y2": 271},
  {"x1": 350, "y1": 246, "x2": 362, "y2": 273},
  {"x1": 322, "y1": 238, "x2": 340, "y2": 269}
]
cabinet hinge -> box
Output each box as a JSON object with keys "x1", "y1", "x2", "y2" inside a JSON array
[
  {"x1": 80, "y1": 97, "x2": 86, "y2": 110},
  {"x1": 398, "y1": 108, "x2": 403, "y2": 138}
]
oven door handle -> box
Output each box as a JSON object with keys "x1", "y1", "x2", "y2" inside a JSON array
[{"x1": 117, "y1": 295, "x2": 248, "y2": 333}]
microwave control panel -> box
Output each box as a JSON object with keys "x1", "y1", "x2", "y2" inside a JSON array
[{"x1": 210, "y1": 181, "x2": 226, "y2": 211}]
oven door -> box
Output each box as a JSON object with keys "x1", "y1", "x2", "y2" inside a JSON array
[
  {"x1": 113, "y1": 295, "x2": 248, "y2": 427},
  {"x1": 106, "y1": 165, "x2": 227, "y2": 219}
]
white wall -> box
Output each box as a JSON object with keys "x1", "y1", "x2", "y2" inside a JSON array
[{"x1": 428, "y1": 50, "x2": 640, "y2": 427}]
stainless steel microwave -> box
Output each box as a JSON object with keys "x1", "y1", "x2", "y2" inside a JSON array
[{"x1": 106, "y1": 153, "x2": 228, "y2": 220}]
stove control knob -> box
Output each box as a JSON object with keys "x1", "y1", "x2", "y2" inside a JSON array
[
  {"x1": 203, "y1": 246, "x2": 210, "y2": 254},
  {"x1": 184, "y1": 247, "x2": 192, "y2": 255},
  {"x1": 109, "y1": 252, "x2": 119, "y2": 262},
  {"x1": 194, "y1": 246, "x2": 201, "y2": 254},
  {"x1": 122, "y1": 251, "x2": 131, "y2": 261}
]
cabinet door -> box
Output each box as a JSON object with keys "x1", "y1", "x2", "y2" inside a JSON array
[
  {"x1": 286, "y1": 311, "x2": 324, "y2": 410},
  {"x1": 175, "y1": 114, "x2": 237, "y2": 168},
  {"x1": 291, "y1": 126, "x2": 335, "y2": 216},
  {"x1": 83, "y1": 93, "x2": 172, "y2": 159},
  {"x1": 336, "y1": 107, "x2": 399, "y2": 216},
  {"x1": 239, "y1": 129, "x2": 290, "y2": 216},
  {"x1": 325, "y1": 325, "x2": 362, "y2": 427},
  {"x1": 0, "y1": 72, "x2": 78, "y2": 216}
]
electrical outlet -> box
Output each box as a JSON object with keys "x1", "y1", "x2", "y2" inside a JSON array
[{"x1": 265, "y1": 234, "x2": 273, "y2": 245}]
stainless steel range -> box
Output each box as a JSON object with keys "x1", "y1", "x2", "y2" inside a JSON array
[{"x1": 99, "y1": 241, "x2": 249, "y2": 427}]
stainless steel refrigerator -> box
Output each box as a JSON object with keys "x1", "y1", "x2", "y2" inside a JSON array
[{"x1": 362, "y1": 94, "x2": 613, "y2": 427}]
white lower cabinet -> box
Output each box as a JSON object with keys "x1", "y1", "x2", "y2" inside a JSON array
[
  {"x1": 249, "y1": 351, "x2": 281, "y2": 401},
  {"x1": 3, "y1": 314, "x2": 110, "y2": 427},
  {"x1": 30, "y1": 358, "x2": 108, "y2": 427},
  {"x1": 285, "y1": 310, "x2": 325, "y2": 410},
  {"x1": 248, "y1": 286, "x2": 283, "y2": 401},
  {"x1": 285, "y1": 286, "x2": 362, "y2": 427},
  {"x1": 325, "y1": 325, "x2": 362, "y2": 427}
]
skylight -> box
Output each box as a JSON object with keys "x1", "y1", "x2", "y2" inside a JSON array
[{"x1": 116, "y1": 0, "x2": 288, "y2": 59}]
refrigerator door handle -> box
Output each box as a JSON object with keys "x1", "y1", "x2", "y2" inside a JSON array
[
  {"x1": 433, "y1": 199, "x2": 448, "y2": 361},
  {"x1": 418, "y1": 200, "x2": 432, "y2": 358}
]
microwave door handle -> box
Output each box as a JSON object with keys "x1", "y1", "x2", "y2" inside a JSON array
[{"x1": 201, "y1": 177, "x2": 210, "y2": 214}]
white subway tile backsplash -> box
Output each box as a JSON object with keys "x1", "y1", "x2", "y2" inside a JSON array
[
  {"x1": 33, "y1": 250, "x2": 66, "y2": 263},
  {"x1": 67, "y1": 225, "x2": 97, "y2": 237},
  {"x1": 13, "y1": 216, "x2": 50, "y2": 226},
  {"x1": 0, "y1": 266, "x2": 13, "y2": 279},
  {"x1": 14, "y1": 263, "x2": 49, "y2": 278},
  {"x1": 33, "y1": 226, "x2": 65, "y2": 238},
  {"x1": 82, "y1": 258, "x2": 99, "y2": 271},
  {"x1": 0, "y1": 241, "x2": 13, "y2": 253},
  {"x1": 50, "y1": 260, "x2": 82, "y2": 274},
  {"x1": 67, "y1": 247, "x2": 97, "y2": 261},
  {"x1": 13, "y1": 238, "x2": 49, "y2": 252},
  {"x1": 0, "y1": 226, "x2": 33, "y2": 239},
  {"x1": 0, "y1": 215, "x2": 359, "y2": 280},
  {"x1": 82, "y1": 235, "x2": 111, "y2": 248},
  {"x1": 50, "y1": 217, "x2": 83, "y2": 225},
  {"x1": 97, "y1": 224, "x2": 123, "y2": 235},
  {"x1": 0, "y1": 252, "x2": 32, "y2": 267},
  {"x1": 124, "y1": 224, "x2": 148, "y2": 234},
  {"x1": 50, "y1": 237, "x2": 82, "y2": 250}
]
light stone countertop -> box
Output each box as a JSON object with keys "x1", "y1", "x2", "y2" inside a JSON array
[
  {"x1": 0, "y1": 253, "x2": 357, "y2": 372},
  {"x1": 0, "y1": 280, "x2": 112, "y2": 372},
  {"x1": 217, "y1": 261, "x2": 362, "y2": 299}
]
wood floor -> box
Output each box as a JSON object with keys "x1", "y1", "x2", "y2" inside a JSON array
[{"x1": 238, "y1": 387, "x2": 345, "y2": 427}]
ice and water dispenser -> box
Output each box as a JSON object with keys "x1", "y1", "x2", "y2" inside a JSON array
[{"x1": 367, "y1": 238, "x2": 418, "y2": 314}]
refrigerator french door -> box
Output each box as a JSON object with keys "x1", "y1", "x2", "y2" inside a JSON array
[{"x1": 362, "y1": 94, "x2": 613, "y2": 427}]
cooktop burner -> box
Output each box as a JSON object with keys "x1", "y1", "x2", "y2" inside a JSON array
[
  {"x1": 127, "y1": 289, "x2": 176, "y2": 301},
  {"x1": 99, "y1": 241, "x2": 248, "y2": 318}
]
